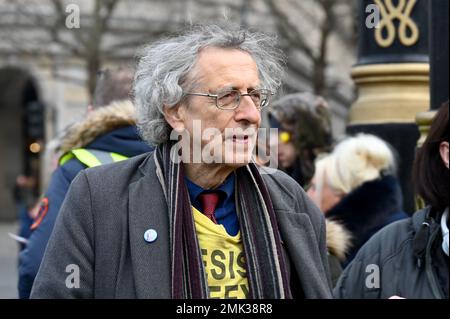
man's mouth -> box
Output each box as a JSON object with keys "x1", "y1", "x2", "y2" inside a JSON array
[{"x1": 232, "y1": 135, "x2": 250, "y2": 144}]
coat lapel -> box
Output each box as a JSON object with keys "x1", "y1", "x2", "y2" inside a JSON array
[{"x1": 128, "y1": 155, "x2": 172, "y2": 298}]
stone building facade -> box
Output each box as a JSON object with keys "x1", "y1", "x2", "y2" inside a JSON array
[{"x1": 0, "y1": 0, "x2": 356, "y2": 220}]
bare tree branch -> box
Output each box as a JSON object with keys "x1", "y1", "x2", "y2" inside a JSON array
[
  {"x1": 265, "y1": 0, "x2": 355, "y2": 96},
  {"x1": 2, "y1": 0, "x2": 356, "y2": 106},
  {"x1": 48, "y1": 0, "x2": 85, "y2": 56},
  {"x1": 265, "y1": 0, "x2": 316, "y2": 59}
]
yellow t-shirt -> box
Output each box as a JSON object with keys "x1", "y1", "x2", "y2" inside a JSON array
[{"x1": 192, "y1": 206, "x2": 249, "y2": 299}]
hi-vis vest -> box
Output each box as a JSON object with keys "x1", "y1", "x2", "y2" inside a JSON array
[{"x1": 59, "y1": 148, "x2": 128, "y2": 168}]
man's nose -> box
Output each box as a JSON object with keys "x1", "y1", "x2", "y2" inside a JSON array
[{"x1": 234, "y1": 95, "x2": 261, "y2": 125}]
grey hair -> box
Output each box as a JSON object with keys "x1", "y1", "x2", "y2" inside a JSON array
[{"x1": 134, "y1": 24, "x2": 286, "y2": 145}]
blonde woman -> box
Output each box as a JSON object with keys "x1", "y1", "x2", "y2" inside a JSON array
[{"x1": 307, "y1": 134, "x2": 408, "y2": 266}]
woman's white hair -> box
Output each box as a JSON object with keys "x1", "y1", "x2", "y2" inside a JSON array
[
  {"x1": 315, "y1": 134, "x2": 397, "y2": 198},
  {"x1": 134, "y1": 24, "x2": 286, "y2": 145}
]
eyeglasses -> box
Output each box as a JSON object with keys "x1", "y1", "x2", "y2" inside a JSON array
[{"x1": 184, "y1": 89, "x2": 274, "y2": 110}]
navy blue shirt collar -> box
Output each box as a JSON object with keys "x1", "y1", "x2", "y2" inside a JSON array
[
  {"x1": 184, "y1": 173, "x2": 239, "y2": 236},
  {"x1": 184, "y1": 173, "x2": 235, "y2": 209}
]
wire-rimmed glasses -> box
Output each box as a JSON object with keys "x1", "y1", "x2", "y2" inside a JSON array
[{"x1": 184, "y1": 89, "x2": 274, "y2": 110}]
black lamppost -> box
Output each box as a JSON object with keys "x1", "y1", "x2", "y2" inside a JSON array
[
  {"x1": 348, "y1": 0, "x2": 430, "y2": 214},
  {"x1": 415, "y1": 0, "x2": 449, "y2": 210},
  {"x1": 429, "y1": 0, "x2": 449, "y2": 110}
]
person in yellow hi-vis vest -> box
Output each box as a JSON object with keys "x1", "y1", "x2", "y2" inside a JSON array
[{"x1": 18, "y1": 68, "x2": 153, "y2": 298}]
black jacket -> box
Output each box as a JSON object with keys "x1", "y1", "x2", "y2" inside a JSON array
[
  {"x1": 326, "y1": 175, "x2": 408, "y2": 266},
  {"x1": 334, "y1": 206, "x2": 449, "y2": 299}
]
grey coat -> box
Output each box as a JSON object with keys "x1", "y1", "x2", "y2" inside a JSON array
[
  {"x1": 334, "y1": 207, "x2": 448, "y2": 299},
  {"x1": 31, "y1": 152, "x2": 332, "y2": 299}
]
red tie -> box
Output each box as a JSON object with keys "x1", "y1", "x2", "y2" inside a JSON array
[{"x1": 198, "y1": 192, "x2": 220, "y2": 223}]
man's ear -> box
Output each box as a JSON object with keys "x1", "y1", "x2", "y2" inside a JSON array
[
  {"x1": 163, "y1": 104, "x2": 186, "y2": 132},
  {"x1": 439, "y1": 141, "x2": 449, "y2": 169}
]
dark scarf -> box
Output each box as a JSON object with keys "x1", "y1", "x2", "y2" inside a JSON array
[{"x1": 153, "y1": 142, "x2": 292, "y2": 299}]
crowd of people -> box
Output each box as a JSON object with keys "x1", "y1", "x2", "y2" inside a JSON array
[{"x1": 13, "y1": 24, "x2": 448, "y2": 299}]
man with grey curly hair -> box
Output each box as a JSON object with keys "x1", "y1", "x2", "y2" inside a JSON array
[{"x1": 31, "y1": 25, "x2": 332, "y2": 299}]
